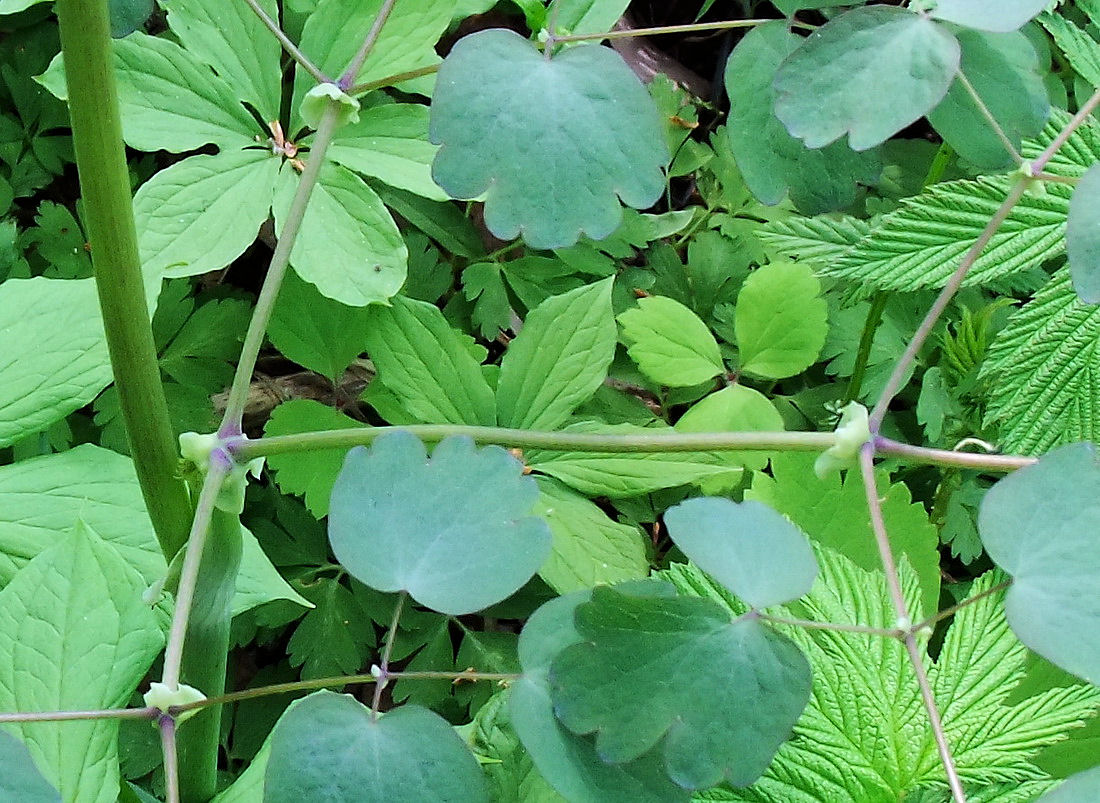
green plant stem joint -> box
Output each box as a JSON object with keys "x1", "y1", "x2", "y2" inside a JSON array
[{"x1": 178, "y1": 432, "x2": 264, "y2": 515}]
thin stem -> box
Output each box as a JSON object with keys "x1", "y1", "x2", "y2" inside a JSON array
[
  {"x1": 956, "y1": 70, "x2": 1023, "y2": 166},
  {"x1": 904, "y1": 634, "x2": 967, "y2": 803},
  {"x1": 844, "y1": 291, "x2": 888, "y2": 405},
  {"x1": 56, "y1": 0, "x2": 191, "y2": 561},
  {"x1": 239, "y1": 0, "x2": 329, "y2": 84},
  {"x1": 160, "y1": 716, "x2": 180, "y2": 803},
  {"x1": 0, "y1": 706, "x2": 155, "y2": 724},
  {"x1": 371, "y1": 592, "x2": 406, "y2": 721},
  {"x1": 1034, "y1": 171, "x2": 1079, "y2": 186},
  {"x1": 339, "y1": 0, "x2": 399, "y2": 90},
  {"x1": 347, "y1": 64, "x2": 440, "y2": 96},
  {"x1": 551, "y1": 18, "x2": 811, "y2": 43},
  {"x1": 1032, "y1": 88, "x2": 1100, "y2": 171},
  {"x1": 875, "y1": 437, "x2": 1035, "y2": 472},
  {"x1": 220, "y1": 101, "x2": 342, "y2": 432},
  {"x1": 914, "y1": 580, "x2": 1012, "y2": 632},
  {"x1": 758, "y1": 613, "x2": 902, "y2": 638}
]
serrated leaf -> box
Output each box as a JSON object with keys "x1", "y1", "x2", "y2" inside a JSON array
[
  {"x1": 0, "y1": 731, "x2": 60, "y2": 802},
  {"x1": 724, "y1": 22, "x2": 881, "y2": 213},
  {"x1": 982, "y1": 270, "x2": 1100, "y2": 453},
  {"x1": 1067, "y1": 162, "x2": 1100, "y2": 303},
  {"x1": 665, "y1": 498, "x2": 818, "y2": 608},
  {"x1": 287, "y1": 577, "x2": 371, "y2": 679},
  {"x1": 430, "y1": 29, "x2": 667, "y2": 249},
  {"x1": 734, "y1": 261, "x2": 827, "y2": 379},
  {"x1": 550, "y1": 586, "x2": 811, "y2": 788},
  {"x1": 136, "y1": 150, "x2": 279, "y2": 280},
  {"x1": 363, "y1": 294, "x2": 496, "y2": 425},
  {"x1": 930, "y1": 0, "x2": 1047, "y2": 33},
  {"x1": 978, "y1": 442, "x2": 1100, "y2": 684},
  {"x1": 773, "y1": 6, "x2": 960, "y2": 150},
  {"x1": 265, "y1": 692, "x2": 489, "y2": 803},
  {"x1": 532, "y1": 477, "x2": 649, "y2": 593},
  {"x1": 1039, "y1": 12, "x2": 1100, "y2": 89},
  {"x1": 0, "y1": 278, "x2": 110, "y2": 448},
  {"x1": 273, "y1": 162, "x2": 406, "y2": 307},
  {"x1": 619, "y1": 295, "x2": 723, "y2": 387},
  {"x1": 497, "y1": 280, "x2": 616, "y2": 430},
  {"x1": 758, "y1": 215, "x2": 872, "y2": 264},
  {"x1": 0, "y1": 524, "x2": 163, "y2": 803},
  {"x1": 328, "y1": 432, "x2": 551, "y2": 615}
]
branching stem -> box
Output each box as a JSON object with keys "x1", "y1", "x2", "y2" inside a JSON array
[{"x1": 239, "y1": 0, "x2": 329, "y2": 84}]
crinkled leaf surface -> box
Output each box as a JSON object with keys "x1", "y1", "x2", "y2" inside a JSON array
[
  {"x1": 1067, "y1": 163, "x2": 1100, "y2": 304},
  {"x1": 930, "y1": 0, "x2": 1048, "y2": 33},
  {"x1": 264, "y1": 691, "x2": 488, "y2": 803},
  {"x1": 773, "y1": 6, "x2": 960, "y2": 150},
  {"x1": 734, "y1": 261, "x2": 827, "y2": 379},
  {"x1": 618, "y1": 295, "x2": 724, "y2": 387},
  {"x1": 328, "y1": 432, "x2": 551, "y2": 615},
  {"x1": 0, "y1": 731, "x2": 60, "y2": 802},
  {"x1": 550, "y1": 586, "x2": 811, "y2": 788},
  {"x1": 0, "y1": 278, "x2": 110, "y2": 448},
  {"x1": 664, "y1": 498, "x2": 817, "y2": 608},
  {"x1": 0, "y1": 524, "x2": 163, "y2": 803},
  {"x1": 978, "y1": 442, "x2": 1100, "y2": 684},
  {"x1": 430, "y1": 29, "x2": 668, "y2": 249},
  {"x1": 723, "y1": 22, "x2": 880, "y2": 213}
]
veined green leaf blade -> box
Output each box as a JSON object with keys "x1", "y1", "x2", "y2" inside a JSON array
[{"x1": 618, "y1": 295, "x2": 724, "y2": 387}]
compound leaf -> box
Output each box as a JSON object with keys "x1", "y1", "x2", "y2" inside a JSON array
[
  {"x1": 734, "y1": 261, "x2": 827, "y2": 379},
  {"x1": 618, "y1": 295, "x2": 723, "y2": 387},
  {"x1": 430, "y1": 29, "x2": 667, "y2": 249},
  {"x1": 327, "y1": 432, "x2": 551, "y2": 615}
]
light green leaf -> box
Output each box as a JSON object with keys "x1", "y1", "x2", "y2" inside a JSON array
[
  {"x1": 978, "y1": 442, "x2": 1100, "y2": 684},
  {"x1": 758, "y1": 215, "x2": 871, "y2": 265},
  {"x1": 265, "y1": 692, "x2": 489, "y2": 803},
  {"x1": 553, "y1": 0, "x2": 631, "y2": 36},
  {"x1": 665, "y1": 497, "x2": 818, "y2": 608},
  {"x1": 328, "y1": 432, "x2": 551, "y2": 615},
  {"x1": 234, "y1": 526, "x2": 312, "y2": 618},
  {"x1": 430, "y1": 29, "x2": 668, "y2": 249},
  {"x1": 1067, "y1": 163, "x2": 1100, "y2": 304},
  {"x1": 0, "y1": 278, "x2": 110, "y2": 448},
  {"x1": 927, "y1": 29, "x2": 1049, "y2": 169},
  {"x1": 497, "y1": 280, "x2": 617, "y2": 430},
  {"x1": 0, "y1": 731, "x2": 60, "y2": 802},
  {"x1": 299, "y1": 83, "x2": 360, "y2": 129},
  {"x1": 735, "y1": 261, "x2": 827, "y2": 379},
  {"x1": 0, "y1": 524, "x2": 163, "y2": 803},
  {"x1": 619, "y1": 295, "x2": 723, "y2": 387},
  {"x1": 674, "y1": 385, "x2": 784, "y2": 477},
  {"x1": 930, "y1": 0, "x2": 1047, "y2": 33},
  {"x1": 773, "y1": 6, "x2": 960, "y2": 150},
  {"x1": 0, "y1": 0, "x2": 45, "y2": 12},
  {"x1": 273, "y1": 162, "x2": 407, "y2": 307},
  {"x1": 135, "y1": 150, "x2": 279, "y2": 280},
  {"x1": 328, "y1": 103, "x2": 448, "y2": 200},
  {"x1": 211, "y1": 737, "x2": 270, "y2": 802},
  {"x1": 268, "y1": 269, "x2": 371, "y2": 382},
  {"x1": 160, "y1": 0, "x2": 282, "y2": 121},
  {"x1": 533, "y1": 477, "x2": 649, "y2": 593},
  {"x1": 363, "y1": 294, "x2": 496, "y2": 425},
  {"x1": 551, "y1": 586, "x2": 811, "y2": 788},
  {"x1": 1039, "y1": 13, "x2": 1100, "y2": 89},
  {"x1": 264, "y1": 400, "x2": 364, "y2": 519},
  {"x1": 724, "y1": 22, "x2": 881, "y2": 213}
]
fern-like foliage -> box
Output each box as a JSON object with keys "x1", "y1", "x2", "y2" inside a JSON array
[
  {"x1": 757, "y1": 215, "x2": 870, "y2": 265},
  {"x1": 666, "y1": 548, "x2": 1100, "y2": 802},
  {"x1": 981, "y1": 268, "x2": 1100, "y2": 454}
]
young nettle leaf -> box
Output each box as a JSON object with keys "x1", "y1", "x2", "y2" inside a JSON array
[
  {"x1": 0, "y1": 731, "x2": 59, "y2": 802},
  {"x1": 664, "y1": 497, "x2": 818, "y2": 609},
  {"x1": 925, "y1": 0, "x2": 1048, "y2": 33},
  {"x1": 328, "y1": 432, "x2": 551, "y2": 615},
  {"x1": 978, "y1": 442, "x2": 1100, "y2": 684},
  {"x1": 773, "y1": 6, "x2": 960, "y2": 151},
  {"x1": 550, "y1": 586, "x2": 812, "y2": 789},
  {"x1": 1067, "y1": 163, "x2": 1100, "y2": 304},
  {"x1": 264, "y1": 691, "x2": 489, "y2": 803},
  {"x1": 618, "y1": 296, "x2": 724, "y2": 387},
  {"x1": 723, "y1": 21, "x2": 881, "y2": 214},
  {"x1": 430, "y1": 29, "x2": 668, "y2": 249}
]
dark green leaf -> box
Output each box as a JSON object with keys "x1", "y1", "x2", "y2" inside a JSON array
[{"x1": 287, "y1": 577, "x2": 372, "y2": 680}]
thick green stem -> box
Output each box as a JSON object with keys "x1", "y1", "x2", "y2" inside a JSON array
[
  {"x1": 844, "y1": 291, "x2": 888, "y2": 405},
  {"x1": 55, "y1": 0, "x2": 191, "y2": 560}
]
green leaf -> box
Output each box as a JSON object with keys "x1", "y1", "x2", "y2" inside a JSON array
[
  {"x1": 328, "y1": 103, "x2": 447, "y2": 200},
  {"x1": 773, "y1": 6, "x2": 960, "y2": 150},
  {"x1": 734, "y1": 261, "x2": 827, "y2": 379},
  {"x1": 1039, "y1": 13, "x2": 1100, "y2": 89},
  {"x1": 1068, "y1": 163, "x2": 1100, "y2": 304},
  {"x1": 0, "y1": 731, "x2": 60, "y2": 802},
  {"x1": 927, "y1": 29, "x2": 1049, "y2": 169},
  {"x1": 264, "y1": 400, "x2": 364, "y2": 518},
  {"x1": 723, "y1": 22, "x2": 881, "y2": 214},
  {"x1": 108, "y1": 0, "x2": 153, "y2": 38},
  {"x1": 273, "y1": 162, "x2": 407, "y2": 307},
  {"x1": 758, "y1": 214, "x2": 871, "y2": 265},
  {"x1": 135, "y1": 150, "x2": 279, "y2": 280},
  {"x1": 363, "y1": 294, "x2": 496, "y2": 425},
  {"x1": 618, "y1": 295, "x2": 723, "y2": 387},
  {"x1": 235, "y1": 526, "x2": 313, "y2": 618},
  {"x1": 982, "y1": 270, "x2": 1100, "y2": 453},
  {"x1": 159, "y1": 297, "x2": 252, "y2": 392},
  {"x1": 0, "y1": 523, "x2": 163, "y2": 803},
  {"x1": 978, "y1": 442, "x2": 1100, "y2": 684},
  {"x1": 430, "y1": 29, "x2": 668, "y2": 249},
  {"x1": 674, "y1": 385, "x2": 784, "y2": 477},
  {"x1": 929, "y1": 0, "x2": 1047, "y2": 33},
  {"x1": 287, "y1": 577, "x2": 372, "y2": 679},
  {"x1": 0, "y1": 278, "x2": 110, "y2": 448},
  {"x1": 497, "y1": 280, "x2": 617, "y2": 430},
  {"x1": 1040, "y1": 766, "x2": 1100, "y2": 801},
  {"x1": 268, "y1": 269, "x2": 371, "y2": 382},
  {"x1": 371, "y1": 183, "x2": 486, "y2": 258},
  {"x1": 159, "y1": 0, "x2": 281, "y2": 121},
  {"x1": 328, "y1": 432, "x2": 551, "y2": 615},
  {"x1": 551, "y1": 586, "x2": 811, "y2": 788},
  {"x1": 554, "y1": 0, "x2": 631, "y2": 36},
  {"x1": 532, "y1": 477, "x2": 649, "y2": 593},
  {"x1": 265, "y1": 691, "x2": 489, "y2": 803},
  {"x1": 664, "y1": 498, "x2": 817, "y2": 608}
]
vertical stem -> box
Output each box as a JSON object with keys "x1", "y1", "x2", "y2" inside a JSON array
[
  {"x1": 371, "y1": 592, "x2": 406, "y2": 721},
  {"x1": 160, "y1": 715, "x2": 180, "y2": 803},
  {"x1": 55, "y1": 0, "x2": 191, "y2": 561},
  {"x1": 844, "y1": 292, "x2": 888, "y2": 405}
]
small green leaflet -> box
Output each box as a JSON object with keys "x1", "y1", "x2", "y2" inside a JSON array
[
  {"x1": 618, "y1": 296, "x2": 724, "y2": 387},
  {"x1": 1067, "y1": 163, "x2": 1100, "y2": 304}
]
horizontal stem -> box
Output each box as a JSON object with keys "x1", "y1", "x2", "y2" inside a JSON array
[
  {"x1": 552, "y1": 17, "x2": 810, "y2": 44},
  {"x1": 758, "y1": 613, "x2": 902, "y2": 638},
  {"x1": 914, "y1": 580, "x2": 1012, "y2": 633},
  {"x1": 0, "y1": 706, "x2": 155, "y2": 723},
  {"x1": 875, "y1": 437, "x2": 1035, "y2": 472},
  {"x1": 347, "y1": 64, "x2": 441, "y2": 97}
]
